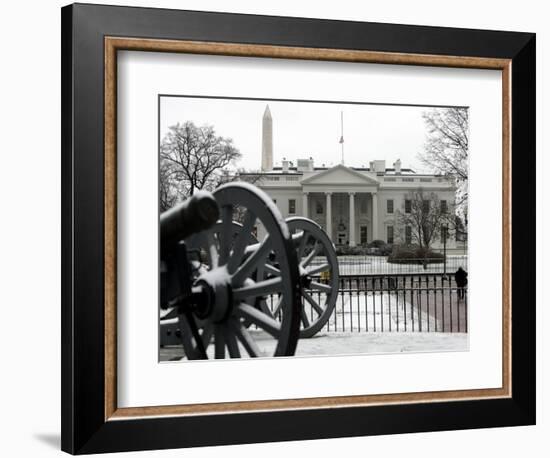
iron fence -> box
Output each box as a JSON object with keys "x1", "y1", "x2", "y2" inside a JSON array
[
  {"x1": 312, "y1": 255, "x2": 468, "y2": 275},
  {"x1": 265, "y1": 274, "x2": 468, "y2": 334}
]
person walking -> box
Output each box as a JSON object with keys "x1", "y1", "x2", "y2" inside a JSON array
[{"x1": 454, "y1": 267, "x2": 468, "y2": 300}]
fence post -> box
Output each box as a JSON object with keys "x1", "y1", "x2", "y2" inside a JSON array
[
  {"x1": 356, "y1": 277, "x2": 360, "y2": 332},
  {"x1": 449, "y1": 276, "x2": 453, "y2": 333}
]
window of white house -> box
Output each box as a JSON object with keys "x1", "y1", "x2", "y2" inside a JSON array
[
  {"x1": 440, "y1": 200, "x2": 448, "y2": 213},
  {"x1": 387, "y1": 199, "x2": 394, "y2": 214},
  {"x1": 288, "y1": 199, "x2": 296, "y2": 214},
  {"x1": 387, "y1": 226, "x2": 394, "y2": 244},
  {"x1": 360, "y1": 226, "x2": 368, "y2": 245},
  {"x1": 405, "y1": 225, "x2": 412, "y2": 244},
  {"x1": 360, "y1": 198, "x2": 367, "y2": 214},
  {"x1": 405, "y1": 199, "x2": 411, "y2": 214},
  {"x1": 316, "y1": 200, "x2": 323, "y2": 214}
]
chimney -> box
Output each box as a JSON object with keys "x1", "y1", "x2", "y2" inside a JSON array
[
  {"x1": 282, "y1": 157, "x2": 289, "y2": 173},
  {"x1": 297, "y1": 157, "x2": 314, "y2": 172},
  {"x1": 394, "y1": 159, "x2": 402, "y2": 174},
  {"x1": 371, "y1": 160, "x2": 386, "y2": 174}
]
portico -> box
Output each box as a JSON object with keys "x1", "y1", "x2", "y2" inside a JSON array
[
  {"x1": 300, "y1": 165, "x2": 380, "y2": 246},
  {"x1": 300, "y1": 191, "x2": 378, "y2": 246}
]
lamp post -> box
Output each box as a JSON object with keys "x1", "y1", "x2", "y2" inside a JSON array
[{"x1": 442, "y1": 225, "x2": 448, "y2": 276}]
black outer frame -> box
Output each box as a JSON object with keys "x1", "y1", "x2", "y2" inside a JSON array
[{"x1": 61, "y1": 3, "x2": 536, "y2": 454}]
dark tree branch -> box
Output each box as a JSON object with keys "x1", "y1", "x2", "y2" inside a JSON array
[{"x1": 159, "y1": 121, "x2": 242, "y2": 210}]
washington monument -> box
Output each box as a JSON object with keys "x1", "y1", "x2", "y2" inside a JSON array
[{"x1": 261, "y1": 105, "x2": 273, "y2": 171}]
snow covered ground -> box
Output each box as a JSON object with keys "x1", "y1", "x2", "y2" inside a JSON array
[
  {"x1": 322, "y1": 291, "x2": 439, "y2": 333},
  {"x1": 323, "y1": 255, "x2": 468, "y2": 275},
  {"x1": 264, "y1": 331, "x2": 468, "y2": 357},
  {"x1": 160, "y1": 331, "x2": 468, "y2": 361},
  {"x1": 160, "y1": 290, "x2": 467, "y2": 361}
]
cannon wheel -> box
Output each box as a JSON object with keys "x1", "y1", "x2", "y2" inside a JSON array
[
  {"x1": 286, "y1": 217, "x2": 339, "y2": 337},
  {"x1": 160, "y1": 221, "x2": 258, "y2": 350},
  {"x1": 176, "y1": 182, "x2": 301, "y2": 359},
  {"x1": 255, "y1": 217, "x2": 339, "y2": 338}
]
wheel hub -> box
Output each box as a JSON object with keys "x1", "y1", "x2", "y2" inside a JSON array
[{"x1": 193, "y1": 266, "x2": 233, "y2": 323}]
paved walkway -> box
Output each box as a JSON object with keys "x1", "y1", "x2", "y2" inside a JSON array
[{"x1": 160, "y1": 331, "x2": 468, "y2": 361}]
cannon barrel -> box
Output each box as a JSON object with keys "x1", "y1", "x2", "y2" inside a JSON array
[{"x1": 160, "y1": 191, "x2": 219, "y2": 246}]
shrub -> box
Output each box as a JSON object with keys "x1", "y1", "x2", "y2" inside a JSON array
[
  {"x1": 387, "y1": 244, "x2": 444, "y2": 264},
  {"x1": 367, "y1": 239, "x2": 386, "y2": 249},
  {"x1": 336, "y1": 245, "x2": 365, "y2": 256},
  {"x1": 380, "y1": 243, "x2": 394, "y2": 256}
]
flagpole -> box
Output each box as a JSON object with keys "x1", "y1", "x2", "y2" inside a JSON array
[{"x1": 340, "y1": 111, "x2": 344, "y2": 165}]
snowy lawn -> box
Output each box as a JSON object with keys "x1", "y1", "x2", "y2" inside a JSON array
[
  {"x1": 323, "y1": 255, "x2": 468, "y2": 275},
  {"x1": 160, "y1": 329, "x2": 468, "y2": 361},
  {"x1": 289, "y1": 331, "x2": 467, "y2": 357},
  {"x1": 160, "y1": 331, "x2": 467, "y2": 361}
]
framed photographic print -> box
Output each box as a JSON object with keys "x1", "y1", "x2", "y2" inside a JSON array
[{"x1": 61, "y1": 3, "x2": 536, "y2": 454}]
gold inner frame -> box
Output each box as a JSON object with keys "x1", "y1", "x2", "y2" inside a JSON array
[{"x1": 104, "y1": 37, "x2": 512, "y2": 421}]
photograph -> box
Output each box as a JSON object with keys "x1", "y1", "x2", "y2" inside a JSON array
[
  {"x1": 159, "y1": 96, "x2": 470, "y2": 361},
  {"x1": 55, "y1": 2, "x2": 537, "y2": 454}
]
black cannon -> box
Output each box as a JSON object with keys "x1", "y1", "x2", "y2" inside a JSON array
[{"x1": 160, "y1": 182, "x2": 339, "y2": 360}]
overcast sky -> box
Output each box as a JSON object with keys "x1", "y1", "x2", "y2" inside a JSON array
[{"x1": 160, "y1": 96, "x2": 448, "y2": 173}]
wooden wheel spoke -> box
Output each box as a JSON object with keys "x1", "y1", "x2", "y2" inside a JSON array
[
  {"x1": 232, "y1": 235, "x2": 272, "y2": 286},
  {"x1": 205, "y1": 231, "x2": 219, "y2": 269},
  {"x1": 229, "y1": 319, "x2": 262, "y2": 357},
  {"x1": 200, "y1": 324, "x2": 214, "y2": 348},
  {"x1": 297, "y1": 230, "x2": 308, "y2": 258},
  {"x1": 272, "y1": 296, "x2": 284, "y2": 317},
  {"x1": 235, "y1": 303, "x2": 281, "y2": 338},
  {"x1": 214, "y1": 325, "x2": 226, "y2": 359},
  {"x1": 258, "y1": 298, "x2": 276, "y2": 318},
  {"x1": 305, "y1": 263, "x2": 330, "y2": 276},
  {"x1": 302, "y1": 290, "x2": 324, "y2": 316},
  {"x1": 290, "y1": 231, "x2": 302, "y2": 245},
  {"x1": 300, "y1": 242, "x2": 320, "y2": 267},
  {"x1": 223, "y1": 326, "x2": 241, "y2": 358},
  {"x1": 177, "y1": 314, "x2": 197, "y2": 359},
  {"x1": 233, "y1": 277, "x2": 283, "y2": 301},
  {"x1": 177, "y1": 313, "x2": 208, "y2": 359},
  {"x1": 219, "y1": 205, "x2": 233, "y2": 265},
  {"x1": 263, "y1": 263, "x2": 280, "y2": 276},
  {"x1": 300, "y1": 308, "x2": 311, "y2": 328},
  {"x1": 309, "y1": 281, "x2": 332, "y2": 293},
  {"x1": 227, "y1": 211, "x2": 257, "y2": 274}
]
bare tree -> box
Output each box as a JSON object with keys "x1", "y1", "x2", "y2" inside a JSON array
[
  {"x1": 396, "y1": 188, "x2": 453, "y2": 250},
  {"x1": 215, "y1": 168, "x2": 263, "y2": 188},
  {"x1": 213, "y1": 168, "x2": 264, "y2": 224},
  {"x1": 159, "y1": 159, "x2": 180, "y2": 212},
  {"x1": 160, "y1": 122, "x2": 241, "y2": 206},
  {"x1": 419, "y1": 107, "x2": 469, "y2": 212}
]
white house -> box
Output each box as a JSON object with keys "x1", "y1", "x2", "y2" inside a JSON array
[{"x1": 243, "y1": 105, "x2": 457, "y2": 249}]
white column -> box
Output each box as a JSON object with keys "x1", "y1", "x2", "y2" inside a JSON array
[
  {"x1": 371, "y1": 192, "x2": 379, "y2": 240},
  {"x1": 325, "y1": 192, "x2": 332, "y2": 240},
  {"x1": 348, "y1": 192, "x2": 356, "y2": 247},
  {"x1": 302, "y1": 192, "x2": 309, "y2": 218}
]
